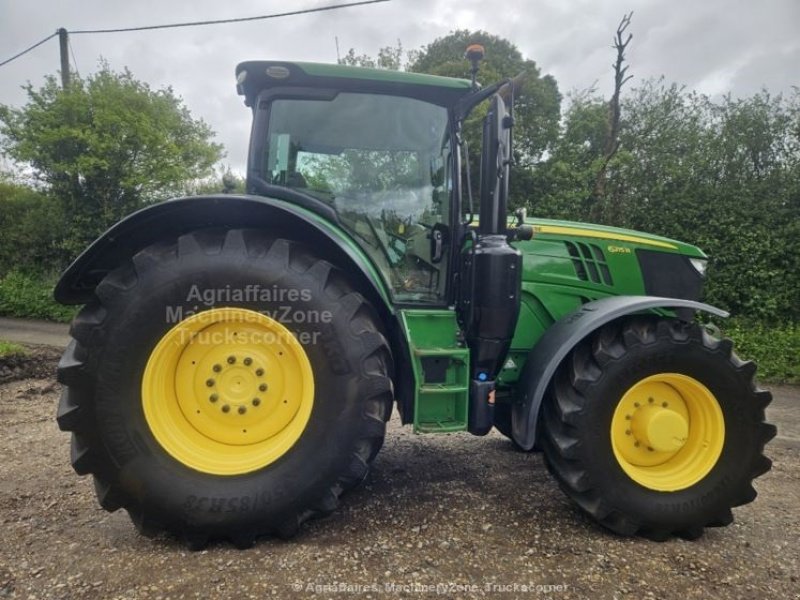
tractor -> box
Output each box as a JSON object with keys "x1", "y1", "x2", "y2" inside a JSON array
[{"x1": 54, "y1": 49, "x2": 776, "y2": 549}]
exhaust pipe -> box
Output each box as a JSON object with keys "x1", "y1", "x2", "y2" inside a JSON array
[{"x1": 461, "y1": 94, "x2": 522, "y2": 435}]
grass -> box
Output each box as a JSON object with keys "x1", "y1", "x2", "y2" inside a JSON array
[
  {"x1": 0, "y1": 340, "x2": 27, "y2": 358},
  {"x1": 723, "y1": 319, "x2": 800, "y2": 385}
]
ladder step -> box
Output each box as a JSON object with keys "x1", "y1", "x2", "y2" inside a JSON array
[
  {"x1": 413, "y1": 348, "x2": 468, "y2": 358},
  {"x1": 419, "y1": 385, "x2": 469, "y2": 394}
]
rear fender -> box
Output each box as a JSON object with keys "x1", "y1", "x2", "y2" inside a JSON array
[
  {"x1": 54, "y1": 194, "x2": 392, "y2": 311},
  {"x1": 510, "y1": 295, "x2": 729, "y2": 450}
]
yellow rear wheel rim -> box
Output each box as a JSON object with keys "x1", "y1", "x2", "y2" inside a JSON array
[
  {"x1": 610, "y1": 373, "x2": 724, "y2": 491},
  {"x1": 142, "y1": 307, "x2": 314, "y2": 475}
]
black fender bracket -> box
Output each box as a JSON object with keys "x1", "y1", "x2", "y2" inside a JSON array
[{"x1": 510, "y1": 296, "x2": 729, "y2": 450}]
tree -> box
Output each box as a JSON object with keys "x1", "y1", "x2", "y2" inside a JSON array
[
  {"x1": 589, "y1": 12, "x2": 634, "y2": 220},
  {"x1": 410, "y1": 30, "x2": 561, "y2": 168},
  {"x1": 339, "y1": 40, "x2": 406, "y2": 70},
  {"x1": 0, "y1": 64, "x2": 223, "y2": 259},
  {"x1": 407, "y1": 30, "x2": 561, "y2": 211}
]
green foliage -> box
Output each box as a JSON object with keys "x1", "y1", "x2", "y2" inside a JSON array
[
  {"x1": 339, "y1": 41, "x2": 406, "y2": 71},
  {"x1": 343, "y1": 31, "x2": 562, "y2": 212},
  {"x1": 409, "y1": 30, "x2": 561, "y2": 171},
  {"x1": 0, "y1": 64, "x2": 223, "y2": 261},
  {"x1": 0, "y1": 179, "x2": 65, "y2": 274},
  {"x1": 0, "y1": 271, "x2": 76, "y2": 322},
  {"x1": 185, "y1": 166, "x2": 246, "y2": 196},
  {"x1": 723, "y1": 320, "x2": 800, "y2": 384},
  {"x1": 533, "y1": 81, "x2": 800, "y2": 323},
  {"x1": 0, "y1": 340, "x2": 27, "y2": 358}
]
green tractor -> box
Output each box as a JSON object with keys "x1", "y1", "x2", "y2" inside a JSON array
[{"x1": 55, "y1": 51, "x2": 776, "y2": 549}]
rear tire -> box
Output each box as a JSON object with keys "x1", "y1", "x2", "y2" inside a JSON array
[
  {"x1": 540, "y1": 316, "x2": 776, "y2": 540},
  {"x1": 57, "y1": 229, "x2": 394, "y2": 548}
]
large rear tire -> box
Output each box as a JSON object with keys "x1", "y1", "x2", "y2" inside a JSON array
[
  {"x1": 540, "y1": 316, "x2": 776, "y2": 540},
  {"x1": 56, "y1": 229, "x2": 394, "y2": 548}
]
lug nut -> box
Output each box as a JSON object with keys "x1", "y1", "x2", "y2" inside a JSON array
[
  {"x1": 634, "y1": 402, "x2": 640, "y2": 408},
  {"x1": 227, "y1": 355, "x2": 236, "y2": 364},
  {"x1": 238, "y1": 406, "x2": 247, "y2": 415},
  {"x1": 222, "y1": 405, "x2": 230, "y2": 413},
  {"x1": 625, "y1": 429, "x2": 631, "y2": 435},
  {"x1": 662, "y1": 402, "x2": 668, "y2": 408},
  {"x1": 213, "y1": 364, "x2": 222, "y2": 373},
  {"x1": 206, "y1": 379, "x2": 215, "y2": 387},
  {"x1": 259, "y1": 383, "x2": 268, "y2": 392},
  {"x1": 252, "y1": 398, "x2": 261, "y2": 407},
  {"x1": 255, "y1": 368, "x2": 264, "y2": 377},
  {"x1": 648, "y1": 397, "x2": 654, "y2": 404},
  {"x1": 244, "y1": 357, "x2": 253, "y2": 366},
  {"x1": 209, "y1": 393, "x2": 219, "y2": 403}
]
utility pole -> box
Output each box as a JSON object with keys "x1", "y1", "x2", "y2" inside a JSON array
[{"x1": 58, "y1": 28, "x2": 70, "y2": 89}]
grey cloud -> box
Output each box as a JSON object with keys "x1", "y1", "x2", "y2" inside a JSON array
[{"x1": 1, "y1": 0, "x2": 797, "y2": 172}]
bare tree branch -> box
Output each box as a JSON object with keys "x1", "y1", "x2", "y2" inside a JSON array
[{"x1": 589, "y1": 11, "x2": 634, "y2": 221}]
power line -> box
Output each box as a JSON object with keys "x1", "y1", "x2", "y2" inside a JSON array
[
  {"x1": 0, "y1": 0, "x2": 390, "y2": 69},
  {"x1": 0, "y1": 32, "x2": 58, "y2": 68},
  {"x1": 70, "y1": 0, "x2": 390, "y2": 34}
]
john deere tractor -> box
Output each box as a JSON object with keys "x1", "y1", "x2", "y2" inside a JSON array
[{"x1": 54, "y1": 52, "x2": 776, "y2": 549}]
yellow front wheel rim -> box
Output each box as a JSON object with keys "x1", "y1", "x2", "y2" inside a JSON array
[
  {"x1": 611, "y1": 373, "x2": 724, "y2": 491},
  {"x1": 142, "y1": 307, "x2": 314, "y2": 475}
]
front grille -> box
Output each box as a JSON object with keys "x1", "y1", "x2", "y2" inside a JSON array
[
  {"x1": 566, "y1": 241, "x2": 613, "y2": 286},
  {"x1": 636, "y1": 249, "x2": 703, "y2": 301}
]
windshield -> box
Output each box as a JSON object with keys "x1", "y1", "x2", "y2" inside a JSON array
[{"x1": 261, "y1": 92, "x2": 452, "y2": 303}]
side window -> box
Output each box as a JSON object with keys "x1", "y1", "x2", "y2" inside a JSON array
[{"x1": 263, "y1": 94, "x2": 452, "y2": 303}]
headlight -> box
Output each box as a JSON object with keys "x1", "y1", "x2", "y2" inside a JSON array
[{"x1": 689, "y1": 258, "x2": 707, "y2": 277}]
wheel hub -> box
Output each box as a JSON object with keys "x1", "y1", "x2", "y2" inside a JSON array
[
  {"x1": 142, "y1": 307, "x2": 314, "y2": 475},
  {"x1": 610, "y1": 373, "x2": 725, "y2": 491},
  {"x1": 631, "y1": 405, "x2": 689, "y2": 452}
]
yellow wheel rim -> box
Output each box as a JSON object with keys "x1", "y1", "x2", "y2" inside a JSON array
[
  {"x1": 142, "y1": 307, "x2": 314, "y2": 475},
  {"x1": 610, "y1": 373, "x2": 724, "y2": 491}
]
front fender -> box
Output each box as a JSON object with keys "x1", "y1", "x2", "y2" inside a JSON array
[
  {"x1": 510, "y1": 296, "x2": 729, "y2": 450},
  {"x1": 54, "y1": 194, "x2": 392, "y2": 313}
]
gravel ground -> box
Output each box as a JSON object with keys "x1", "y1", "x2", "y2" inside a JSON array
[{"x1": 0, "y1": 357, "x2": 797, "y2": 599}]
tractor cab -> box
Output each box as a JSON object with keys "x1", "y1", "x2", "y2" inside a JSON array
[{"x1": 236, "y1": 60, "x2": 511, "y2": 306}]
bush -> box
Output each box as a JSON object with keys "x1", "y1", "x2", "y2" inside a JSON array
[
  {"x1": 0, "y1": 182, "x2": 66, "y2": 275},
  {"x1": 723, "y1": 319, "x2": 800, "y2": 384},
  {"x1": 0, "y1": 270, "x2": 76, "y2": 322}
]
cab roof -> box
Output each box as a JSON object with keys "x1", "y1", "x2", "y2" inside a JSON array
[{"x1": 236, "y1": 60, "x2": 474, "y2": 107}]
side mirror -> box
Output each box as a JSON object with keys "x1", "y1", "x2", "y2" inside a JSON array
[{"x1": 478, "y1": 94, "x2": 512, "y2": 235}]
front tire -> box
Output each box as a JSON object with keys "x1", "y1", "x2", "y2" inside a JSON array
[
  {"x1": 56, "y1": 229, "x2": 394, "y2": 548},
  {"x1": 540, "y1": 317, "x2": 776, "y2": 540}
]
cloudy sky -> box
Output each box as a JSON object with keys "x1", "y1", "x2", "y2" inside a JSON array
[{"x1": 1, "y1": 0, "x2": 798, "y2": 173}]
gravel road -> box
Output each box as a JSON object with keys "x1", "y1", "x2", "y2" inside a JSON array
[{"x1": 0, "y1": 350, "x2": 797, "y2": 600}]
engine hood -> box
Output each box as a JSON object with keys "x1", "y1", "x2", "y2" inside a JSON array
[{"x1": 524, "y1": 217, "x2": 706, "y2": 258}]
